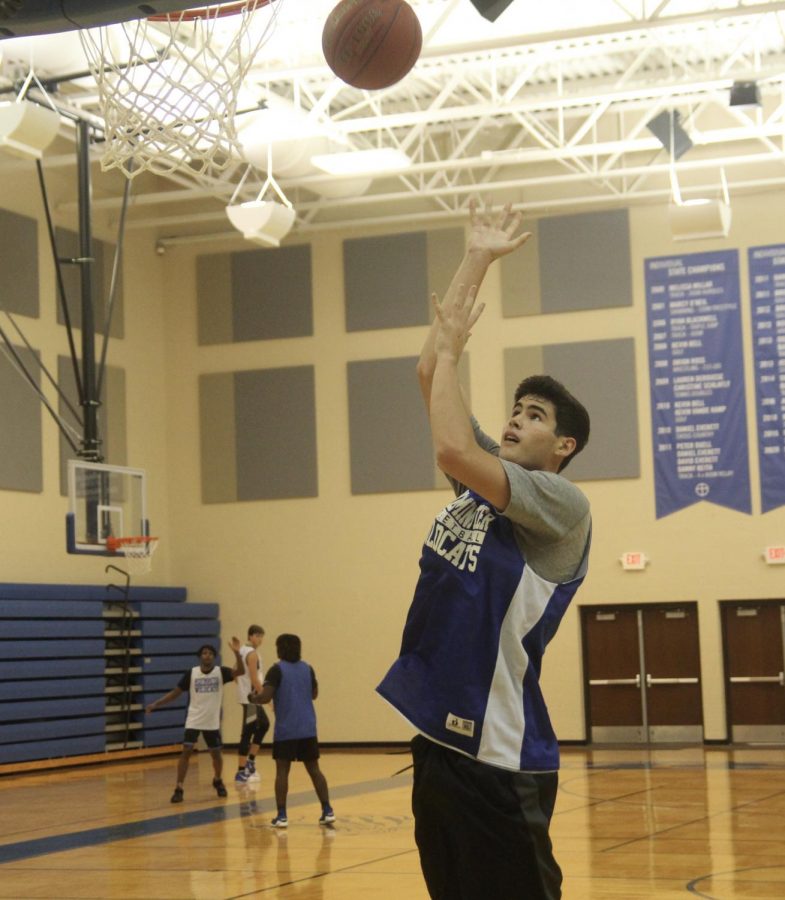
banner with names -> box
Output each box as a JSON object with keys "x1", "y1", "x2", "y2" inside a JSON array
[
  {"x1": 645, "y1": 250, "x2": 751, "y2": 518},
  {"x1": 749, "y1": 244, "x2": 785, "y2": 513}
]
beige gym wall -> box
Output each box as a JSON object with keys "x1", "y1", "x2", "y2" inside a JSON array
[
  {"x1": 2, "y1": 173, "x2": 784, "y2": 747},
  {"x1": 158, "y1": 189, "x2": 785, "y2": 746},
  {"x1": 0, "y1": 165, "x2": 172, "y2": 587}
]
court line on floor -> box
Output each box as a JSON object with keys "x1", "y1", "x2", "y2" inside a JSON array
[
  {"x1": 0, "y1": 773, "x2": 412, "y2": 865},
  {"x1": 227, "y1": 848, "x2": 419, "y2": 898}
]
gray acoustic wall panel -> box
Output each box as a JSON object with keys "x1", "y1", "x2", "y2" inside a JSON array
[
  {"x1": 197, "y1": 245, "x2": 313, "y2": 344},
  {"x1": 55, "y1": 228, "x2": 124, "y2": 338},
  {"x1": 234, "y1": 367, "x2": 318, "y2": 500},
  {"x1": 344, "y1": 228, "x2": 464, "y2": 332},
  {"x1": 231, "y1": 245, "x2": 313, "y2": 341},
  {"x1": 0, "y1": 208, "x2": 39, "y2": 317},
  {"x1": 200, "y1": 366, "x2": 318, "y2": 503},
  {"x1": 57, "y1": 357, "x2": 127, "y2": 495},
  {"x1": 426, "y1": 228, "x2": 466, "y2": 300},
  {"x1": 536, "y1": 209, "x2": 632, "y2": 314},
  {"x1": 504, "y1": 338, "x2": 639, "y2": 481},
  {"x1": 0, "y1": 346, "x2": 42, "y2": 491},
  {"x1": 199, "y1": 372, "x2": 237, "y2": 503},
  {"x1": 196, "y1": 254, "x2": 232, "y2": 345},
  {"x1": 348, "y1": 357, "x2": 436, "y2": 494}
]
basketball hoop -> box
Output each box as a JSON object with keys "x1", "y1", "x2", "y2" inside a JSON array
[
  {"x1": 78, "y1": 1, "x2": 282, "y2": 179},
  {"x1": 106, "y1": 535, "x2": 160, "y2": 575}
]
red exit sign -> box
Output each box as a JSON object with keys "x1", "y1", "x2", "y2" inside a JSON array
[
  {"x1": 621, "y1": 552, "x2": 647, "y2": 571},
  {"x1": 764, "y1": 546, "x2": 785, "y2": 565}
]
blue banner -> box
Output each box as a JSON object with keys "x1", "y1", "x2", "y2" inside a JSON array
[
  {"x1": 749, "y1": 244, "x2": 785, "y2": 513},
  {"x1": 645, "y1": 250, "x2": 751, "y2": 518}
]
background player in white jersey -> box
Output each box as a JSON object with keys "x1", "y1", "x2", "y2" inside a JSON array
[
  {"x1": 234, "y1": 624, "x2": 269, "y2": 784},
  {"x1": 146, "y1": 641, "x2": 243, "y2": 804},
  {"x1": 377, "y1": 202, "x2": 591, "y2": 899}
]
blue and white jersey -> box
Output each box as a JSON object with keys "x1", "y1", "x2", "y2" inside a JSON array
[
  {"x1": 377, "y1": 488, "x2": 589, "y2": 772},
  {"x1": 266, "y1": 660, "x2": 318, "y2": 742}
]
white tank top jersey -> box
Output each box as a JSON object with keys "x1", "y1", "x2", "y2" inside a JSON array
[
  {"x1": 235, "y1": 644, "x2": 262, "y2": 703},
  {"x1": 184, "y1": 666, "x2": 231, "y2": 731}
]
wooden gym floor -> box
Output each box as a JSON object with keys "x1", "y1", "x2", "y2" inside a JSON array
[{"x1": 0, "y1": 745, "x2": 784, "y2": 899}]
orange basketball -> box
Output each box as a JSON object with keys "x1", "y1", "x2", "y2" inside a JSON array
[{"x1": 322, "y1": 0, "x2": 422, "y2": 90}]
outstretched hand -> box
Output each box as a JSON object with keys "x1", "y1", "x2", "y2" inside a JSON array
[
  {"x1": 467, "y1": 200, "x2": 531, "y2": 259},
  {"x1": 432, "y1": 282, "x2": 484, "y2": 362},
  {"x1": 229, "y1": 636, "x2": 242, "y2": 653}
]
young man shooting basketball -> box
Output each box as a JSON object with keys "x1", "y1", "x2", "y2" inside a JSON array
[{"x1": 377, "y1": 202, "x2": 591, "y2": 900}]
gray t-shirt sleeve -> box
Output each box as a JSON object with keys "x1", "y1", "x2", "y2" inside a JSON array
[
  {"x1": 500, "y1": 459, "x2": 591, "y2": 583},
  {"x1": 447, "y1": 417, "x2": 591, "y2": 583}
]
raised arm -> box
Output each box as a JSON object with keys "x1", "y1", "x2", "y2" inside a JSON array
[
  {"x1": 428, "y1": 283, "x2": 511, "y2": 509},
  {"x1": 228, "y1": 636, "x2": 244, "y2": 680},
  {"x1": 417, "y1": 201, "x2": 530, "y2": 411}
]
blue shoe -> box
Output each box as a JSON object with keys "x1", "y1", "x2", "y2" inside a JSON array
[
  {"x1": 319, "y1": 806, "x2": 335, "y2": 825},
  {"x1": 235, "y1": 769, "x2": 250, "y2": 784},
  {"x1": 271, "y1": 814, "x2": 288, "y2": 828}
]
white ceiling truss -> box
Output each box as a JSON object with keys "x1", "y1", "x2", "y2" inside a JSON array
[{"x1": 3, "y1": 0, "x2": 785, "y2": 242}]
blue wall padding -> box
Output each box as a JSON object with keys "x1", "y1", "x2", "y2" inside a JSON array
[
  {"x1": 1, "y1": 620, "x2": 106, "y2": 638},
  {"x1": 0, "y1": 715, "x2": 106, "y2": 744},
  {"x1": 0, "y1": 735, "x2": 106, "y2": 763},
  {"x1": 138, "y1": 601, "x2": 218, "y2": 619},
  {"x1": 0, "y1": 678, "x2": 106, "y2": 701},
  {"x1": 0, "y1": 697, "x2": 105, "y2": 722},
  {"x1": 0, "y1": 582, "x2": 219, "y2": 765}
]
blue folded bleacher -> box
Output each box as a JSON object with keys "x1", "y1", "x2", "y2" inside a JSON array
[{"x1": 0, "y1": 582, "x2": 220, "y2": 765}]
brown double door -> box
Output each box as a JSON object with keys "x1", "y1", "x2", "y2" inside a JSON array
[
  {"x1": 721, "y1": 600, "x2": 785, "y2": 742},
  {"x1": 581, "y1": 603, "x2": 703, "y2": 743}
]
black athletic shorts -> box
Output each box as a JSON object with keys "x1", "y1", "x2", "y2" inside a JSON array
[
  {"x1": 411, "y1": 735, "x2": 562, "y2": 900},
  {"x1": 272, "y1": 736, "x2": 320, "y2": 762},
  {"x1": 183, "y1": 728, "x2": 222, "y2": 749}
]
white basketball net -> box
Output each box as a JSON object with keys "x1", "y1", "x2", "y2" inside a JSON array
[
  {"x1": 79, "y1": 2, "x2": 281, "y2": 179},
  {"x1": 113, "y1": 538, "x2": 160, "y2": 575}
]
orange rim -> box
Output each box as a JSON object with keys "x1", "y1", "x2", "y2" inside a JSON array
[
  {"x1": 147, "y1": 0, "x2": 275, "y2": 21},
  {"x1": 106, "y1": 536, "x2": 159, "y2": 552}
]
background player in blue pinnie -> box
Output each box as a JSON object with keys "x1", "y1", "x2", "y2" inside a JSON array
[
  {"x1": 250, "y1": 633, "x2": 335, "y2": 828},
  {"x1": 146, "y1": 641, "x2": 243, "y2": 804},
  {"x1": 377, "y1": 200, "x2": 592, "y2": 900}
]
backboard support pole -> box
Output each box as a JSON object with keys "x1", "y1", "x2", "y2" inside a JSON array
[{"x1": 77, "y1": 118, "x2": 102, "y2": 465}]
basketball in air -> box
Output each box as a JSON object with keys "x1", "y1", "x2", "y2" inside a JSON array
[{"x1": 322, "y1": 0, "x2": 423, "y2": 90}]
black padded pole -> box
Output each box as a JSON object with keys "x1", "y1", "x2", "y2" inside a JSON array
[{"x1": 76, "y1": 118, "x2": 102, "y2": 463}]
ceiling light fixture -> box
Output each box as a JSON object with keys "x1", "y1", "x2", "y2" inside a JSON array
[
  {"x1": 226, "y1": 149, "x2": 296, "y2": 248},
  {"x1": 0, "y1": 67, "x2": 61, "y2": 160},
  {"x1": 225, "y1": 200, "x2": 296, "y2": 248},
  {"x1": 0, "y1": 100, "x2": 60, "y2": 159}
]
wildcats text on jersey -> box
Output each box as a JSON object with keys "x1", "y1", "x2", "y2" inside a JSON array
[
  {"x1": 424, "y1": 493, "x2": 495, "y2": 573},
  {"x1": 194, "y1": 675, "x2": 221, "y2": 693}
]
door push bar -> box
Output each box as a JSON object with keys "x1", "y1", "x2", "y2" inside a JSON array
[
  {"x1": 645, "y1": 675, "x2": 699, "y2": 687},
  {"x1": 589, "y1": 675, "x2": 641, "y2": 688},
  {"x1": 729, "y1": 672, "x2": 785, "y2": 686}
]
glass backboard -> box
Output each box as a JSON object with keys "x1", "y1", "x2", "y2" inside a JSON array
[{"x1": 66, "y1": 460, "x2": 149, "y2": 556}]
